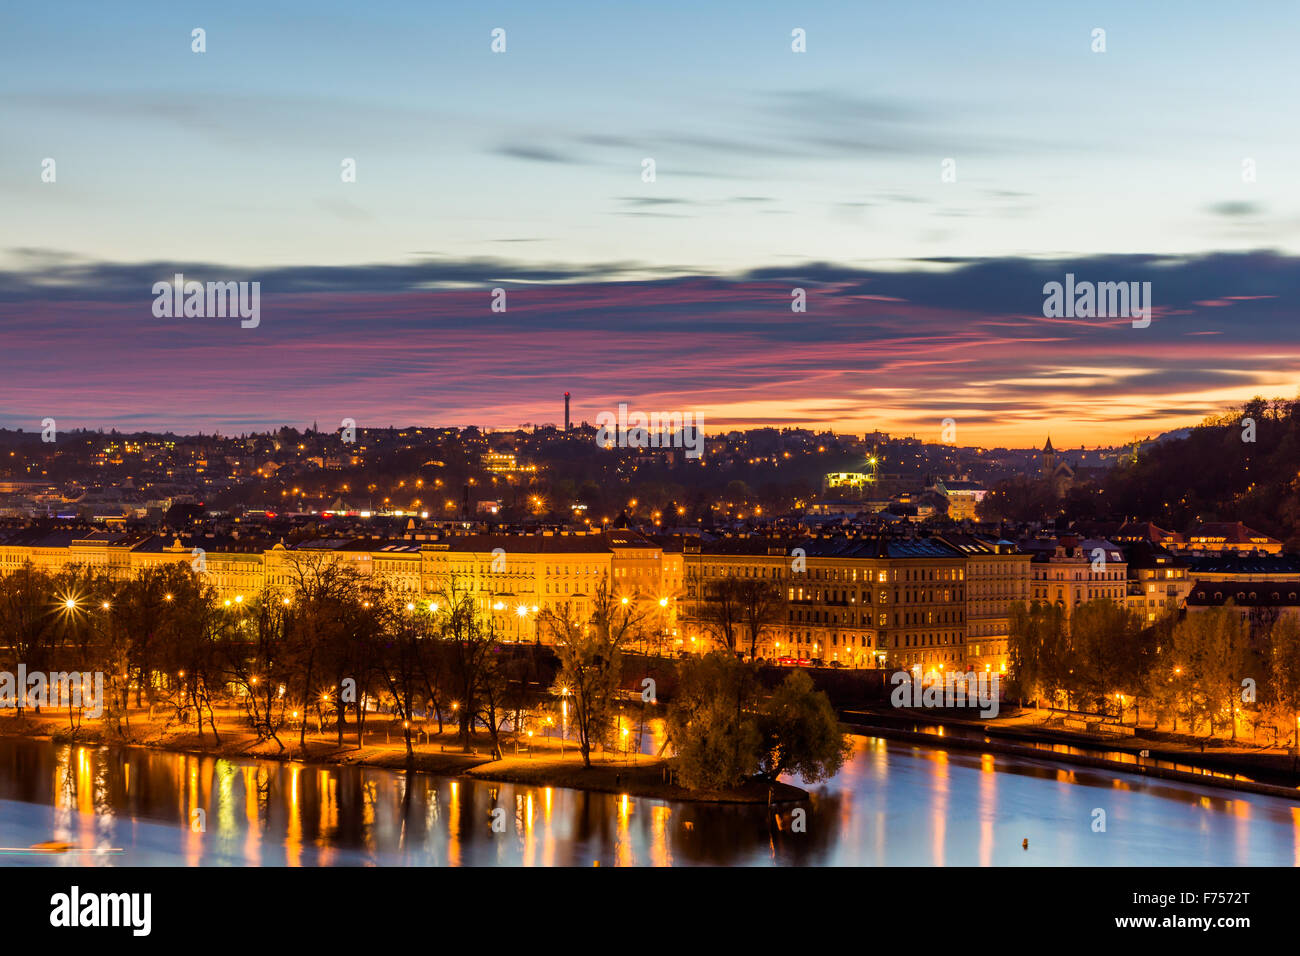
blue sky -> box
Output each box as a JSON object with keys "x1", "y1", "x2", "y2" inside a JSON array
[{"x1": 3, "y1": 0, "x2": 1297, "y2": 274}]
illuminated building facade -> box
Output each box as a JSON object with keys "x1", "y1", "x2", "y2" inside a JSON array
[
  {"x1": 0, "y1": 528, "x2": 681, "y2": 645},
  {"x1": 680, "y1": 534, "x2": 1031, "y2": 673}
]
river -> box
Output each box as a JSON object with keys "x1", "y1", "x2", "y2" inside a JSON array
[{"x1": 0, "y1": 734, "x2": 1295, "y2": 865}]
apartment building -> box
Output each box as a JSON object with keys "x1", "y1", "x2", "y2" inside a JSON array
[
  {"x1": 681, "y1": 534, "x2": 1020, "y2": 674},
  {"x1": 936, "y1": 534, "x2": 1031, "y2": 674},
  {"x1": 0, "y1": 527, "x2": 680, "y2": 645},
  {"x1": 1026, "y1": 536, "x2": 1127, "y2": 618},
  {"x1": 1122, "y1": 541, "x2": 1192, "y2": 624}
]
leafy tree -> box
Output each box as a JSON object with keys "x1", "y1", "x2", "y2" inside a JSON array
[
  {"x1": 1266, "y1": 616, "x2": 1300, "y2": 745},
  {"x1": 1067, "y1": 600, "x2": 1141, "y2": 715},
  {"x1": 1170, "y1": 605, "x2": 1252, "y2": 739},
  {"x1": 757, "y1": 669, "x2": 852, "y2": 784},
  {"x1": 666, "y1": 651, "x2": 762, "y2": 790},
  {"x1": 1007, "y1": 601, "x2": 1067, "y2": 707}
]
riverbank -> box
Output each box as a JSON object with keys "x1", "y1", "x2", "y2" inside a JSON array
[
  {"x1": 844, "y1": 706, "x2": 1300, "y2": 802},
  {"x1": 0, "y1": 708, "x2": 806, "y2": 805}
]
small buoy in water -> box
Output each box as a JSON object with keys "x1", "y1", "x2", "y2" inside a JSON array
[{"x1": 1022, "y1": 838, "x2": 1029, "y2": 850}]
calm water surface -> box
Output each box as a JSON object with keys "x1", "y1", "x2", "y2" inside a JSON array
[{"x1": 0, "y1": 735, "x2": 1296, "y2": 866}]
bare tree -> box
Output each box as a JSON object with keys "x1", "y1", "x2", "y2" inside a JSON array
[
  {"x1": 695, "y1": 576, "x2": 746, "y2": 654},
  {"x1": 737, "y1": 578, "x2": 786, "y2": 661},
  {"x1": 539, "y1": 581, "x2": 646, "y2": 768},
  {"x1": 434, "y1": 582, "x2": 499, "y2": 752}
]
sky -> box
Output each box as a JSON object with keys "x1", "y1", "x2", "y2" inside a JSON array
[{"x1": 1, "y1": 1, "x2": 1298, "y2": 446}]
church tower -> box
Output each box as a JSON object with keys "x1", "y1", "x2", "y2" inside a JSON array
[{"x1": 1041, "y1": 437, "x2": 1056, "y2": 479}]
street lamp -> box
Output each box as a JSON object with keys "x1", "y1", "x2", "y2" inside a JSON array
[{"x1": 560, "y1": 686, "x2": 570, "y2": 755}]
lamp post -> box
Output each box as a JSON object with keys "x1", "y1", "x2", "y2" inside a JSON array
[{"x1": 560, "y1": 686, "x2": 569, "y2": 756}]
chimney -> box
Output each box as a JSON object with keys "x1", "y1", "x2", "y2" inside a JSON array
[{"x1": 564, "y1": 392, "x2": 571, "y2": 433}]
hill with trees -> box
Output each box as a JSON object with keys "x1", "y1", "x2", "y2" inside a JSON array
[{"x1": 979, "y1": 396, "x2": 1300, "y2": 548}]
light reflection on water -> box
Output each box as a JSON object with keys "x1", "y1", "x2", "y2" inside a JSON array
[{"x1": 0, "y1": 735, "x2": 1296, "y2": 866}]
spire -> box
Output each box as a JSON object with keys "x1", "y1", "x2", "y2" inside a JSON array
[{"x1": 1043, "y1": 436, "x2": 1055, "y2": 454}]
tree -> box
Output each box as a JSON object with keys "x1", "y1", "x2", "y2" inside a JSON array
[
  {"x1": 120, "y1": 563, "x2": 208, "y2": 713},
  {"x1": 666, "y1": 650, "x2": 762, "y2": 790},
  {"x1": 757, "y1": 669, "x2": 852, "y2": 784},
  {"x1": 1170, "y1": 606, "x2": 1252, "y2": 739},
  {"x1": 475, "y1": 647, "x2": 532, "y2": 761},
  {"x1": 437, "y1": 584, "x2": 499, "y2": 752},
  {"x1": 738, "y1": 578, "x2": 786, "y2": 661},
  {"x1": 540, "y1": 582, "x2": 643, "y2": 768},
  {"x1": 696, "y1": 576, "x2": 745, "y2": 653},
  {"x1": 1269, "y1": 617, "x2": 1300, "y2": 746},
  {"x1": 281, "y1": 552, "x2": 364, "y2": 749},
  {"x1": 376, "y1": 595, "x2": 433, "y2": 758},
  {"x1": 166, "y1": 589, "x2": 224, "y2": 743},
  {"x1": 224, "y1": 595, "x2": 292, "y2": 748},
  {"x1": 1067, "y1": 600, "x2": 1142, "y2": 716},
  {"x1": 1007, "y1": 601, "x2": 1067, "y2": 708},
  {"x1": 0, "y1": 565, "x2": 64, "y2": 713}
]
